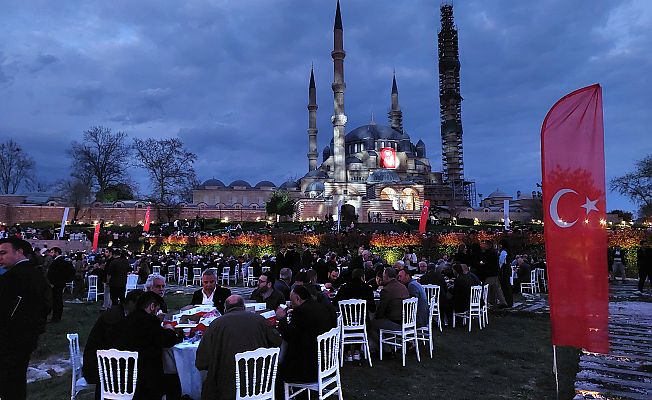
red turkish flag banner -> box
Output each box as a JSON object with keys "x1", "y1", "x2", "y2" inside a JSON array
[
  {"x1": 419, "y1": 200, "x2": 430, "y2": 234},
  {"x1": 143, "y1": 206, "x2": 151, "y2": 232},
  {"x1": 541, "y1": 84, "x2": 609, "y2": 353},
  {"x1": 92, "y1": 224, "x2": 101, "y2": 252}
]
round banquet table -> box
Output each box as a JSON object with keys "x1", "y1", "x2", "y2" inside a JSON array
[{"x1": 163, "y1": 341, "x2": 206, "y2": 400}]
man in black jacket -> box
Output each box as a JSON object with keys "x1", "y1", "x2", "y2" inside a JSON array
[
  {"x1": 275, "y1": 286, "x2": 337, "y2": 385},
  {"x1": 0, "y1": 237, "x2": 52, "y2": 400},
  {"x1": 114, "y1": 291, "x2": 181, "y2": 400},
  {"x1": 47, "y1": 246, "x2": 75, "y2": 322},
  {"x1": 83, "y1": 289, "x2": 144, "y2": 400},
  {"x1": 106, "y1": 249, "x2": 131, "y2": 305},
  {"x1": 333, "y1": 268, "x2": 376, "y2": 313},
  {"x1": 478, "y1": 240, "x2": 507, "y2": 307},
  {"x1": 190, "y1": 269, "x2": 231, "y2": 314}
]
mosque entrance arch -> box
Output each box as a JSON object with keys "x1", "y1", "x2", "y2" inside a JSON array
[
  {"x1": 340, "y1": 204, "x2": 356, "y2": 222},
  {"x1": 380, "y1": 187, "x2": 400, "y2": 210},
  {"x1": 401, "y1": 188, "x2": 420, "y2": 211}
]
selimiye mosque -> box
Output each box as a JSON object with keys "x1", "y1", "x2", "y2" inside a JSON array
[{"x1": 193, "y1": 2, "x2": 538, "y2": 222}]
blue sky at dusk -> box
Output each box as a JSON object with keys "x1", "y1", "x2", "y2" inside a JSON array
[{"x1": 1, "y1": 0, "x2": 650, "y2": 213}]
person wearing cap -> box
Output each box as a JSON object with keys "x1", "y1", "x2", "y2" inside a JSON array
[{"x1": 196, "y1": 295, "x2": 281, "y2": 400}]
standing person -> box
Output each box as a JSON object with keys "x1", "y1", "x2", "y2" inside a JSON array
[
  {"x1": 196, "y1": 295, "x2": 282, "y2": 400},
  {"x1": 106, "y1": 249, "x2": 131, "y2": 305},
  {"x1": 637, "y1": 240, "x2": 652, "y2": 294},
  {"x1": 478, "y1": 240, "x2": 507, "y2": 307},
  {"x1": 47, "y1": 247, "x2": 75, "y2": 322},
  {"x1": 0, "y1": 237, "x2": 52, "y2": 400},
  {"x1": 498, "y1": 239, "x2": 513, "y2": 307},
  {"x1": 610, "y1": 246, "x2": 627, "y2": 283}
]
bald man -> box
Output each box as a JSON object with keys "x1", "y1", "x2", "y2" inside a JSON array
[{"x1": 196, "y1": 295, "x2": 282, "y2": 400}]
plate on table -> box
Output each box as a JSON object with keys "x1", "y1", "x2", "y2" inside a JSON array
[{"x1": 174, "y1": 323, "x2": 198, "y2": 329}]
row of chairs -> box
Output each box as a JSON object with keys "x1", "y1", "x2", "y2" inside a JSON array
[
  {"x1": 68, "y1": 325, "x2": 343, "y2": 400},
  {"x1": 521, "y1": 268, "x2": 548, "y2": 294},
  {"x1": 86, "y1": 274, "x2": 141, "y2": 302}
]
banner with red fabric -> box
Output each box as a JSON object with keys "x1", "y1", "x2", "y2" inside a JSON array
[
  {"x1": 143, "y1": 206, "x2": 151, "y2": 232},
  {"x1": 419, "y1": 200, "x2": 430, "y2": 233},
  {"x1": 92, "y1": 224, "x2": 100, "y2": 252},
  {"x1": 541, "y1": 84, "x2": 609, "y2": 353}
]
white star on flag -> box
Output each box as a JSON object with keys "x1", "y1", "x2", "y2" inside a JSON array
[{"x1": 581, "y1": 197, "x2": 599, "y2": 214}]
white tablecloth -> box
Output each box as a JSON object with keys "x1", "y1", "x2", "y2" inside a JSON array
[{"x1": 163, "y1": 341, "x2": 206, "y2": 400}]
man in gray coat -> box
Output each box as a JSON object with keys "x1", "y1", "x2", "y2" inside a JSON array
[{"x1": 196, "y1": 295, "x2": 282, "y2": 400}]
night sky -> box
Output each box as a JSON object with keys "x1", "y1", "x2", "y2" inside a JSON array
[{"x1": 1, "y1": 0, "x2": 650, "y2": 213}]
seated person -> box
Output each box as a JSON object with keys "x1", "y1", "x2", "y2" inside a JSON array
[
  {"x1": 275, "y1": 286, "x2": 337, "y2": 385},
  {"x1": 144, "y1": 273, "x2": 169, "y2": 313},
  {"x1": 369, "y1": 267, "x2": 409, "y2": 351},
  {"x1": 292, "y1": 271, "x2": 331, "y2": 305},
  {"x1": 450, "y1": 263, "x2": 481, "y2": 313},
  {"x1": 274, "y1": 268, "x2": 292, "y2": 301},
  {"x1": 323, "y1": 266, "x2": 343, "y2": 290},
  {"x1": 114, "y1": 291, "x2": 181, "y2": 400},
  {"x1": 397, "y1": 269, "x2": 429, "y2": 328},
  {"x1": 249, "y1": 272, "x2": 285, "y2": 310},
  {"x1": 83, "y1": 289, "x2": 144, "y2": 400},
  {"x1": 190, "y1": 269, "x2": 231, "y2": 314}
]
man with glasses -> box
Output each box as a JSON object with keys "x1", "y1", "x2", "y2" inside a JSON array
[
  {"x1": 190, "y1": 269, "x2": 231, "y2": 314},
  {"x1": 250, "y1": 271, "x2": 285, "y2": 310}
]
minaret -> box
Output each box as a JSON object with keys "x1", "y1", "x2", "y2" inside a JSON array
[
  {"x1": 438, "y1": 3, "x2": 464, "y2": 183},
  {"x1": 307, "y1": 66, "x2": 318, "y2": 172},
  {"x1": 331, "y1": 0, "x2": 347, "y2": 183},
  {"x1": 388, "y1": 72, "x2": 404, "y2": 133}
]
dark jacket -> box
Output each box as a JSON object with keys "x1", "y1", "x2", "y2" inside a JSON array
[
  {"x1": 114, "y1": 309, "x2": 181, "y2": 400},
  {"x1": 249, "y1": 288, "x2": 286, "y2": 311},
  {"x1": 0, "y1": 259, "x2": 51, "y2": 356},
  {"x1": 376, "y1": 278, "x2": 409, "y2": 323},
  {"x1": 333, "y1": 280, "x2": 376, "y2": 313},
  {"x1": 478, "y1": 249, "x2": 500, "y2": 280},
  {"x1": 47, "y1": 255, "x2": 75, "y2": 287},
  {"x1": 274, "y1": 279, "x2": 291, "y2": 301},
  {"x1": 195, "y1": 310, "x2": 282, "y2": 400},
  {"x1": 82, "y1": 305, "x2": 128, "y2": 384},
  {"x1": 191, "y1": 287, "x2": 232, "y2": 314},
  {"x1": 107, "y1": 257, "x2": 131, "y2": 288},
  {"x1": 278, "y1": 299, "x2": 337, "y2": 383},
  {"x1": 451, "y1": 273, "x2": 481, "y2": 313}
]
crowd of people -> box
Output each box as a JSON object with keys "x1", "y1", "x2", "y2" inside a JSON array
[{"x1": 1, "y1": 230, "x2": 652, "y2": 400}]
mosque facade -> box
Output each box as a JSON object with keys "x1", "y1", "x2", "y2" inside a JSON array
[{"x1": 193, "y1": 1, "x2": 475, "y2": 222}]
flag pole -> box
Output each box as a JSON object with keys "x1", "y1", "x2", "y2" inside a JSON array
[{"x1": 552, "y1": 345, "x2": 560, "y2": 400}]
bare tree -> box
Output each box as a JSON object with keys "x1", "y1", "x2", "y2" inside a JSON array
[
  {"x1": 68, "y1": 126, "x2": 131, "y2": 201},
  {"x1": 0, "y1": 139, "x2": 35, "y2": 194},
  {"x1": 611, "y1": 155, "x2": 652, "y2": 218},
  {"x1": 55, "y1": 174, "x2": 93, "y2": 222},
  {"x1": 132, "y1": 138, "x2": 197, "y2": 221}
]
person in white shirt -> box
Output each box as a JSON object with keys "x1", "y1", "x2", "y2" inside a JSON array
[{"x1": 190, "y1": 269, "x2": 231, "y2": 314}]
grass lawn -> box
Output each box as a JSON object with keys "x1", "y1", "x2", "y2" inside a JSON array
[{"x1": 27, "y1": 294, "x2": 578, "y2": 400}]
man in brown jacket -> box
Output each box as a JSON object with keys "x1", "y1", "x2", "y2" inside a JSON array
[
  {"x1": 369, "y1": 266, "x2": 409, "y2": 351},
  {"x1": 196, "y1": 295, "x2": 282, "y2": 400}
]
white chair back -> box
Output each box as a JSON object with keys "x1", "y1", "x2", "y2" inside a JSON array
[
  {"x1": 536, "y1": 268, "x2": 548, "y2": 292},
  {"x1": 402, "y1": 297, "x2": 419, "y2": 330},
  {"x1": 422, "y1": 284, "x2": 440, "y2": 305},
  {"x1": 317, "y1": 326, "x2": 341, "y2": 381},
  {"x1": 87, "y1": 275, "x2": 100, "y2": 302},
  {"x1": 470, "y1": 285, "x2": 482, "y2": 312},
  {"x1": 151, "y1": 266, "x2": 161, "y2": 276},
  {"x1": 338, "y1": 299, "x2": 367, "y2": 327},
  {"x1": 235, "y1": 347, "x2": 280, "y2": 400},
  {"x1": 193, "y1": 267, "x2": 202, "y2": 286},
  {"x1": 96, "y1": 349, "x2": 139, "y2": 400},
  {"x1": 125, "y1": 275, "x2": 138, "y2": 297},
  {"x1": 261, "y1": 266, "x2": 270, "y2": 273},
  {"x1": 67, "y1": 333, "x2": 87, "y2": 399}
]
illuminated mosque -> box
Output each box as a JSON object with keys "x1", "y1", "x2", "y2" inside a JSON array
[{"x1": 193, "y1": 1, "x2": 476, "y2": 222}]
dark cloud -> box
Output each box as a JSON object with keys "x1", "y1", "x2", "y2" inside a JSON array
[{"x1": 0, "y1": 0, "x2": 650, "y2": 212}]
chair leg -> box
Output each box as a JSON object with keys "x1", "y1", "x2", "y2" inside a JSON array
[
  {"x1": 468, "y1": 315, "x2": 472, "y2": 332},
  {"x1": 429, "y1": 325, "x2": 433, "y2": 358},
  {"x1": 452, "y1": 315, "x2": 456, "y2": 328},
  {"x1": 414, "y1": 336, "x2": 421, "y2": 362},
  {"x1": 285, "y1": 383, "x2": 290, "y2": 400},
  {"x1": 364, "y1": 334, "x2": 373, "y2": 367},
  {"x1": 379, "y1": 331, "x2": 383, "y2": 361},
  {"x1": 340, "y1": 337, "x2": 344, "y2": 367},
  {"x1": 401, "y1": 340, "x2": 406, "y2": 367}
]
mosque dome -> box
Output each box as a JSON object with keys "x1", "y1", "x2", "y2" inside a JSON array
[
  {"x1": 201, "y1": 179, "x2": 225, "y2": 188},
  {"x1": 279, "y1": 180, "x2": 299, "y2": 190},
  {"x1": 486, "y1": 189, "x2": 511, "y2": 199},
  {"x1": 344, "y1": 124, "x2": 406, "y2": 142},
  {"x1": 367, "y1": 169, "x2": 401, "y2": 183},
  {"x1": 305, "y1": 181, "x2": 325, "y2": 193},
  {"x1": 304, "y1": 170, "x2": 329, "y2": 179},
  {"x1": 228, "y1": 180, "x2": 251, "y2": 189},
  {"x1": 254, "y1": 180, "x2": 276, "y2": 189}
]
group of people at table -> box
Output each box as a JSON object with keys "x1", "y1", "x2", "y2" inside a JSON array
[{"x1": 0, "y1": 235, "x2": 538, "y2": 400}]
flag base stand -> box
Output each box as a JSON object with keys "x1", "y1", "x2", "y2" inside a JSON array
[{"x1": 552, "y1": 345, "x2": 560, "y2": 400}]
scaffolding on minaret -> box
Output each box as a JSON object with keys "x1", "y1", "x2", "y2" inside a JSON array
[{"x1": 438, "y1": 3, "x2": 475, "y2": 206}]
